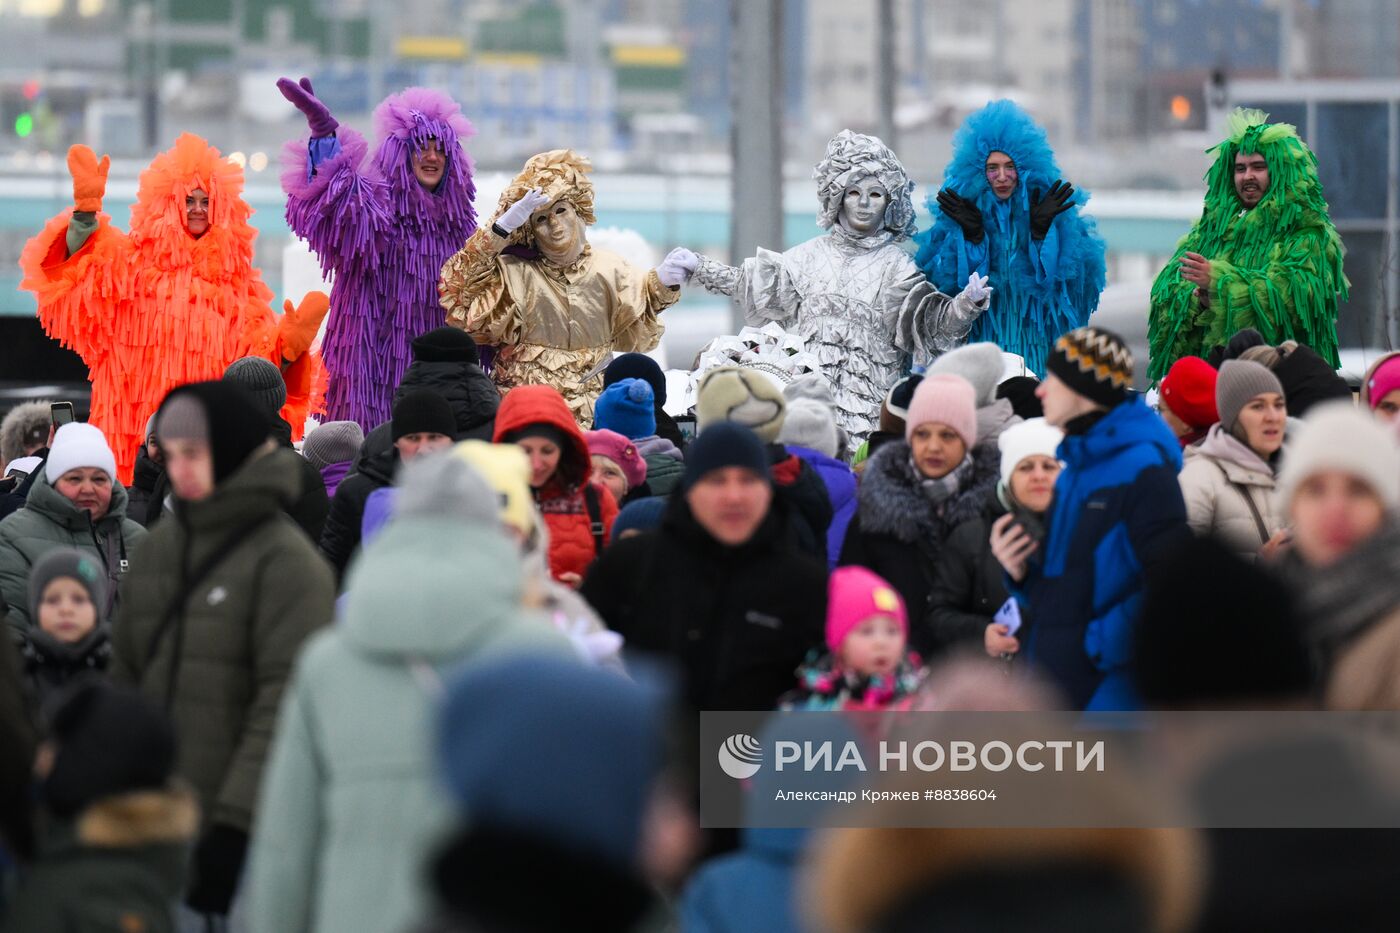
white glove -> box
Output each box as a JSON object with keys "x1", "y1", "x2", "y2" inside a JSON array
[
  {"x1": 656, "y1": 247, "x2": 700, "y2": 288},
  {"x1": 495, "y1": 187, "x2": 552, "y2": 233},
  {"x1": 963, "y1": 271, "x2": 993, "y2": 303}
]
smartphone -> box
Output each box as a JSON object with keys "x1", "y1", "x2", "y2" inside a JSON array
[{"x1": 50, "y1": 402, "x2": 75, "y2": 428}]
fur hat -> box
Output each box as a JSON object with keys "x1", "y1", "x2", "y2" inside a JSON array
[
  {"x1": 929, "y1": 342, "x2": 1005, "y2": 407},
  {"x1": 904, "y1": 374, "x2": 978, "y2": 448},
  {"x1": 696, "y1": 366, "x2": 787, "y2": 444},
  {"x1": 1, "y1": 400, "x2": 53, "y2": 466},
  {"x1": 779, "y1": 397, "x2": 841, "y2": 459},
  {"x1": 1277, "y1": 401, "x2": 1400, "y2": 512}
]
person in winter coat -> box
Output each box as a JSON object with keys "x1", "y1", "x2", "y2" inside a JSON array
[
  {"x1": 0, "y1": 455, "x2": 44, "y2": 523},
  {"x1": 0, "y1": 400, "x2": 51, "y2": 477},
  {"x1": 594, "y1": 377, "x2": 685, "y2": 497},
  {"x1": 125, "y1": 414, "x2": 166, "y2": 527},
  {"x1": 0, "y1": 422, "x2": 145, "y2": 635},
  {"x1": 1158, "y1": 356, "x2": 1219, "y2": 449},
  {"x1": 611, "y1": 496, "x2": 667, "y2": 541},
  {"x1": 587, "y1": 429, "x2": 650, "y2": 505},
  {"x1": 851, "y1": 372, "x2": 923, "y2": 472},
  {"x1": 395, "y1": 326, "x2": 500, "y2": 441},
  {"x1": 111, "y1": 381, "x2": 335, "y2": 920},
  {"x1": 780, "y1": 566, "x2": 924, "y2": 711},
  {"x1": 1178, "y1": 360, "x2": 1288, "y2": 560},
  {"x1": 929, "y1": 417, "x2": 1063, "y2": 660},
  {"x1": 1235, "y1": 336, "x2": 1349, "y2": 418},
  {"x1": 1, "y1": 681, "x2": 196, "y2": 933},
  {"x1": 582, "y1": 423, "x2": 827, "y2": 711},
  {"x1": 928, "y1": 341, "x2": 1021, "y2": 444},
  {"x1": 224, "y1": 355, "x2": 330, "y2": 541},
  {"x1": 598, "y1": 351, "x2": 687, "y2": 451},
  {"x1": 18, "y1": 548, "x2": 112, "y2": 709},
  {"x1": 301, "y1": 419, "x2": 364, "y2": 499},
  {"x1": 320, "y1": 389, "x2": 455, "y2": 580},
  {"x1": 1361, "y1": 350, "x2": 1400, "y2": 425},
  {"x1": 992, "y1": 328, "x2": 1189, "y2": 710},
  {"x1": 778, "y1": 397, "x2": 857, "y2": 569},
  {"x1": 839, "y1": 374, "x2": 999, "y2": 656},
  {"x1": 417, "y1": 655, "x2": 670, "y2": 933},
  {"x1": 246, "y1": 455, "x2": 567, "y2": 933},
  {"x1": 0, "y1": 622, "x2": 36, "y2": 864},
  {"x1": 695, "y1": 366, "x2": 834, "y2": 561},
  {"x1": 494, "y1": 384, "x2": 619, "y2": 587},
  {"x1": 1277, "y1": 403, "x2": 1400, "y2": 710}
]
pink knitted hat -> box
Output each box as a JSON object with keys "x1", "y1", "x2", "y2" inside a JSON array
[
  {"x1": 585, "y1": 429, "x2": 647, "y2": 491},
  {"x1": 903, "y1": 373, "x2": 978, "y2": 448},
  {"x1": 1367, "y1": 355, "x2": 1400, "y2": 412},
  {"x1": 826, "y1": 566, "x2": 908, "y2": 653}
]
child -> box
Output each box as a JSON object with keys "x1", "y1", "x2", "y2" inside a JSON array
[
  {"x1": 781, "y1": 566, "x2": 924, "y2": 711},
  {"x1": 20, "y1": 548, "x2": 111, "y2": 707}
]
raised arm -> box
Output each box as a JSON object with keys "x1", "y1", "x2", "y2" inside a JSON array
[{"x1": 438, "y1": 187, "x2": 551, "y2": 344}]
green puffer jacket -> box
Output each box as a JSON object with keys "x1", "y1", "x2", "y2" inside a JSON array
[
  {"x1": 643, "y1": 452, "x2": 685, "y2": 497},
  {"x1": 110, "y1": 448, "x2": 335, "y2": 833},
  {"x1": 0, "y1": 467, "x2": 146, "y2": 634},
  {"x1": 247, "y1": 516, "x2": 571, "y2": 933},
  {"x1": 0, "y1": 786, "x2": 197, "y2": 933}
]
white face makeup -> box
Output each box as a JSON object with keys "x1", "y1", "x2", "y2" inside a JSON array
[{"x1": 837, "y1": 175, "x2": 890, "y2": 237}]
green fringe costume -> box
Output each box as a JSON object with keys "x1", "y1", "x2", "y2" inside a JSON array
[{"x1": 1148, "y1": 108, "x2": 1347, "y2": 382}]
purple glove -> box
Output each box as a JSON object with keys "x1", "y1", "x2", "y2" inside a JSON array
[{"x1": 277, "y1": 76, "x2": 339, "y2": 138}]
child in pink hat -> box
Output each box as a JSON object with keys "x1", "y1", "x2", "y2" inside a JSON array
[{"x1": 780, "y1": 566, "x2": 925, "y2": 711}]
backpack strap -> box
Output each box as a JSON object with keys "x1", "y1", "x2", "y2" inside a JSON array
[{"x1": 583, "y1": 484, "x2": 606, "y2": 557}]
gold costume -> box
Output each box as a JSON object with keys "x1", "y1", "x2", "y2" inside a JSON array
[{"x1": 438, "y1": 149, "x2": 677, "y2": 422}]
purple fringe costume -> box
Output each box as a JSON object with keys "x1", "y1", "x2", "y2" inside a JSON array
[{"x1": 281, "y1": 88, "x2": 477, "y2": 430}]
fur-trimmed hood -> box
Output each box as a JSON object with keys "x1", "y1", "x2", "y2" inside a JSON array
[
  {"x1": 855, "y1": 439, "x2": 1000, "y2": 544},
  {"x1": 74, "y1": 785, "x2": 199, "y2": 849},
  {"x1": 1, "y1": 400, "x2": 52, "y2": 467}
]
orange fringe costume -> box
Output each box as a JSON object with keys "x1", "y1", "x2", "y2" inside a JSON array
[{"x1": 19, "y1": 134, "x2": 328, "y2": 484}]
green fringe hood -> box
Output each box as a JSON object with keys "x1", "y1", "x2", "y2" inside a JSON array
[{"x1": 1147, "y1": 108, "x2": 1347, "y2": 382}]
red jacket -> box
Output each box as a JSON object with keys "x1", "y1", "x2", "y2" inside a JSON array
[{"x1": 494, "y1": 385, "x2": 618, "y2": 581}]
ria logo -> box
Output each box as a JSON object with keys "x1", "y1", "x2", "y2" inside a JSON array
[{"x1": 717, "y1": 733, "x2": 763, "y2": 779}]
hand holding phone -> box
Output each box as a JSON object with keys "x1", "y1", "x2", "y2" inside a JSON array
[{"x1": 50, "y1": 402, "x2": 75, "y2": 428}]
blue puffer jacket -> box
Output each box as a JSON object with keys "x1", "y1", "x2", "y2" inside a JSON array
[{"x1": 1015, "y1": 397, "x2": 1187, "y2": 710}]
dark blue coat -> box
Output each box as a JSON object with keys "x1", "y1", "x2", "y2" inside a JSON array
[
  {"x1": 680, "y1": 827, "x2": 807, "y2": 933},
  {"x1": 787, "y1": 445, "x2": 857, "y2": 570},
  {"x1": 1015, "y1": 398, "x2": 1188, "y2": 710}
]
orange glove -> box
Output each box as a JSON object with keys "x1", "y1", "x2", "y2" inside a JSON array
[
  {"x1": 68, "y1": 145, "x2": 111, "y2": 213},
  {"x1": 278, "y1": 291, "x2": 330, "y2": 362}
]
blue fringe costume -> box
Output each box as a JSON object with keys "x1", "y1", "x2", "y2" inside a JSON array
[{"x1": 914, "y1": 100, "x2": 1106, "y2": 376}]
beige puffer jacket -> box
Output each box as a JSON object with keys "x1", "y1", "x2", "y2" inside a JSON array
[{"x1": 1178, "y1": 425, "x2": 1285, "y2": 561}]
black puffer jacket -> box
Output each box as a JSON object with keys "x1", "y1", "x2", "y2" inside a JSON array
[
  {"x1": 770, "y1": 444, "x2": 834, "y2": 564},
  {"x1": 393, "y1": 360, "x2": 499, "y2": 441},
  {"x1": 318, "y1": 432, "x2": 397, "y2": 581},
  {"x1": 126, "y1": 447, "x2": 165, "y2": 528},
  {"x1": 926, "y1": 496, "x2": 1012, "y2": 656},
  {"x1": 838, "y1": 440, "x2": 999, "y2": 656},
  {"x1": 20, "y1": 625, "x2": 112, "y2": 708},
  {"x1": 268, "y1": 418, "x2": 330, "y2": 543},
  {"x1": 581, "y1": 495, "x2": 826, "y2": 711}
]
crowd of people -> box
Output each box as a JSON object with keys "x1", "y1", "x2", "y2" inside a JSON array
[{"x1": 0, "y1": 85, "x2": 1394, "y2": 931}]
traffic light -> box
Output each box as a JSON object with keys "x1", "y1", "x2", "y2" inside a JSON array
[{"x1": 12, "y1": 79, "x2": 40, "y2": 138}]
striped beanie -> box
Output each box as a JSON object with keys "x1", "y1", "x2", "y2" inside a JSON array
[{"x1": 1045, "y1": 326, "x2": 1133, "y2": 409}]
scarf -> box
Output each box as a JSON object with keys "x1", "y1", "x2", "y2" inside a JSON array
[
  {"x1": 912, "y1": 453, "x2": 975, "y2": 508},
  {"x1": 1303, "y1": 524, "x2": 1400, "y2": 664}
]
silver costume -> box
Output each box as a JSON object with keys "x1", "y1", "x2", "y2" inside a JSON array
[{"x1": 692, "y1": 131, "x2": 987, "y2": 442}]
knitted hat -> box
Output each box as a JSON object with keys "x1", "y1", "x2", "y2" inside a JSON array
[
  {"x1": 437, "y1": 653, "x2": 664, "y2": 867},
  {"x1": 412, "y1": 326, "x2": 481, "y2": 365},
  {"x1": 41, "y1": 681, "x2": 177, "y2": 819},
  {"x1": 696, "y1": 366, "x2": 787, "y2": 443},
  {"x1": 1159, "y1": 356, "x2": 1219, "y2": 430},
  {"x1": 1366, "y1": 355, "x2": 1400, "y2": 412},
  {"x1": 45, "y1": 422, "x2": 117, "y2": 483},
  {"x1": 156, "y1": 382, "x2": 272, "y2": 485},
  {"x1": 995, "y1": 375, "x2": 1043, "y2": 420},
  {"x1": 586, "y1": 429, "x2": 647, "y2": 491},
  {"x1": 223, "y1": 356, "x2": 288, "y2": 415},
  {"x1": 611, "y1": 497, "x2": 667, "y2": 538},
  {"x1": 880, "y1": 373, "x2": 925, "y2": 435},
  {"x1": 302, "y1": 420, "x2": 365, "y2": 472},
  {"x1": 779, "y1": 397, "x2": 840, "y2": 459},
  {"x1": 928, "y1": 342, "x2": 1005, "y2": 407},
  {"x1": 683, "y1": 421, "x2": 771, "y2": 491},
  {"x1": 826, "y1": 566, "x2": 908, "y2": 654},
  {"x1": 1215, "y1": 359, "x2": 1285, "y2": 434},
  {"x1": 392, "y1": 390, "x2": 457, "y2": 441},
  {"x1": 28, "y1": 547, "x2": 106, "y2": 628},
  {"x1": 452, "y1": 440, "x2": 537, "y2": 536},
  {"x1": 996, "y1": 417, "x2": 1064, "y2": 489},
  {"x1": 1045, "y1": 327, "x2": 1133, "y2": 409},
  {"x1": 1277, "y1": 401, "x2": 1400, "y2": 512},
  {"x1": 593, "y1": 378, "x2": 657, "y2": 441},
  {"x1": 904, "y1": 374, "x2": 978, "y2": 448},
  {"x1": 396, "y1": 452, "x2": 499, "y2": 527},
  {"x1": 603, "y1": 352, "x2": 667, "y2": 406}
]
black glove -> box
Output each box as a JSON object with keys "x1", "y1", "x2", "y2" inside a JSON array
[
  {"x1": 186, "y1": 823, "x2": 249, "y2": 916},
  {"x1": 935, "y1": 188, "x2": 985, "y2": 245},
  {"x1": 1029, "y1": 180, "x2": 1075, "y2": 240}
]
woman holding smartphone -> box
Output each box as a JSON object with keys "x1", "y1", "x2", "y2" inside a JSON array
[{"x1": 927, "y1": 418, "x2": 1063, "y2": 660}]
